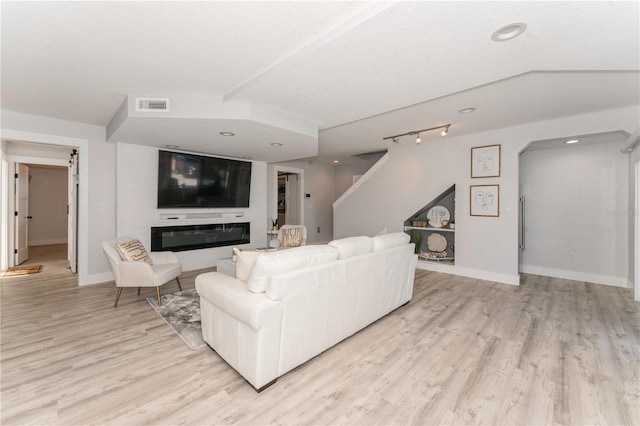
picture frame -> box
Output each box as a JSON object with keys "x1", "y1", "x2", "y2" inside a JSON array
[
  {"x1": 471, "y1": 144, "x2": 501, "y2": 178},
  {"x1": 470, "y1": 185, "x2": 499, "y2": 217}
]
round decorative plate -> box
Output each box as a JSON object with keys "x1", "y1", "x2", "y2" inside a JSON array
[
  {"x1": 427, "y1": 205, "x2": 450, "y2": 228},
  {"x1": 427, "y1": 233, "x2": 448, "y2": 252}
]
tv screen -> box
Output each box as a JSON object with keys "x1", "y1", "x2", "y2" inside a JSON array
[{"x1": 158, "y1": 150, "x2": 251, "y2": 208}]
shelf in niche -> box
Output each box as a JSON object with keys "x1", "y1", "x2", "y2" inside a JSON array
[
  {"x1": 418, "y1": 258, "x2": 455, "y2": 265},
  {"x1": 404, "y1": 226, "x2": 454, "y2": 233},
  {"x1": 404, "y1": 184, "x2": 456, "y2": 263}
]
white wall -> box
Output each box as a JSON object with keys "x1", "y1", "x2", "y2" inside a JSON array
[
  {"x1": 520, "y1": 141, "x2": 629, "y2": 287},
  {"x1": 116, "y1": 143, "x2": 267, "y2": 271},
  {"x1": 334, "y1": 161, "x2": 373, "y2": 201},
  {"x1": 267, "y1": 159, "x2": 334, "y2": 244},
  {"x1": 1, "y1": 109, "x2": 116, "y2": 285},
  {"x1": 334, "y1": 106, "x2": 640, "y2": 286},
  {"x1": 28, "y1": 166, "x2": 68, "y2": 246}
]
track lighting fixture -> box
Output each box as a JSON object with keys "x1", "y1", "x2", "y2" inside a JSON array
[{"x1": 383, "y1": 124, "x2": 451, "y2": 144}]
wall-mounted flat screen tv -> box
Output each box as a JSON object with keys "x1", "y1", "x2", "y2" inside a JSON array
[{"x1": 157, "y1": 150, "x2": 251, "y2": 208}]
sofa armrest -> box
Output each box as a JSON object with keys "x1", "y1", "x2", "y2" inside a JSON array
[
  {"x1": 196, "y1": 272, "x2": 281, "y2": 331},
  {"x1": 149, "y1": 251, "x2": 179, "y2": 264}
]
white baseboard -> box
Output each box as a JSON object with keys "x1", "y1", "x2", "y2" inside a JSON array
[
  {"x1": 416, "y1": 260, "x2": 520, "y2": 286},
  {"x1": 519, "y1": 265, "x2": 630, "y2": 288}
]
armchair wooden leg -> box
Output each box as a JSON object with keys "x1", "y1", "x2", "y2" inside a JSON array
[
  {"x1": 114, "y1": 287, "x2": 123, "y2": 308},
  {"x1": 176, "y1": 277, "x2": 183, "y2": 292},
  {"x1": 137, "y1": 287, "x2": 141, "y2": 296},
  {"x1": 156, "y1": 287, "x2": 161, "y2": 307}
]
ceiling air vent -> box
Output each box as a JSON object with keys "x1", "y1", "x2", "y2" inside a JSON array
[{"x1": 135, "y1": 98, "x2": 169, "y2": 112}]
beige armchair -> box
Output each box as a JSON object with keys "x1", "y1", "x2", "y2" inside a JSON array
[
  {"x1": 269, "y1": 225, "x2": 307, "y2": 249},
  {"x1": 102, "y1": 237, "x2": 182, "y2": 307}
]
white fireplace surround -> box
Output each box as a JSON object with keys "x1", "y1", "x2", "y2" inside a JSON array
[{"x1": 116, "y1": 142, "x2": 268, "y2": 272}]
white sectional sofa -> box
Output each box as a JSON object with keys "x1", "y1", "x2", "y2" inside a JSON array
[{"x1": 195, "y1": 232, "x2": 417, "y2": 391}]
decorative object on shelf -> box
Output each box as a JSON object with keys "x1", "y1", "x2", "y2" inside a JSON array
[
  {"x1": 383, "y1": 124, "x2": 451, "y2": 144},
  {"x1": 411, "y1": 217, "x2": 427, "y2": 227},
  {"x1": 419, "y1": 251, "x2": 450, "y2": 260},
  {"x1": 470, "y1": 185, "x2": 500, "y2": 217},
  {"x1": 471, "y1": 144, "x2": 501, "y2": 178},
  {"x1": 409, "y1": 232, "x2": 423, "y2": 254},
  {"x1": 427, "y1": 233, "x2": 447, "y2": 252},
  {"x1": 427, "y1": 205, "x2": 450, "y2": 228}
]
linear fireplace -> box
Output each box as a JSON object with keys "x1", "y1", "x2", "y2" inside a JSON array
[{"x1": 151, "y1": 222, "x2": 250, "y2": 252}]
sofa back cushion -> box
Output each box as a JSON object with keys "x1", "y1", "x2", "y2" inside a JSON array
[
  {"x1": 328, "y1": 236, "x2": 373, "y2": 259},
  {"x1": 247, "y1": 245, "x2": 339, "y2": 294},
  {"x1": 372, "y1": 232, "x2": 410, "y2": 251}
]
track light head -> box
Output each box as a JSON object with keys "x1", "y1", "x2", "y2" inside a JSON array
[
  {"x1": 416, "y1": 133, "x2": 421, "y2": 144},
  {"x1": 440, "y1": 126, "x2": 450, "y2": 137}
]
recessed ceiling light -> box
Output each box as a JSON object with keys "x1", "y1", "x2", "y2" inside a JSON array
[
  {"x1": 270, "y1": 143, "x2": 283, "y2": 147},
  {"x1": 165, "y1": 145, "x2": 179, "y2": 149},
  {"x1": 491, "y1": 22, "x2": 527, "y2": 42},
  {"x1": 220, "y1": 132, "x2": 235, "y2": 136},
  {"x1": 458, "y1": 107, "x2": 477, "y2": 114},
  {"x1": 333, "y1": 160, "x2": 340, "y2": 164},
  {"x1": 565, "y1": 139, "x2": 579, "y2": 144}
]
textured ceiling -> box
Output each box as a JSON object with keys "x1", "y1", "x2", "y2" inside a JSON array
[{"x1": 1, "y1": 1, "x2": 639, "y2": 163}]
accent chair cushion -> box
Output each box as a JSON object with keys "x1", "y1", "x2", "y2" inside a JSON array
[
  {"x1": 372, "y1": 232, "x2": 410, "y2": 251},
  {"x1": 328, "y1": 236, "x2": 373, "y2": 259},
  {"x1": 233, "y1": 247, "x2": 263, "y2": 282},
  {"x1": 246, "y1": 245, "x2": 339, "y2": 294},
  {"x1": 282, "y1": 227, "x2": 304, "y2": 247},
  {"x1": 115, "y1": 239, "x2": 154, "y2": 265}
]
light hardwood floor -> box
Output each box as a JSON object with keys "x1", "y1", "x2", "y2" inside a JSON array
[{"x1": 1, "y1": 248, "x2": 639, "y2": 425}]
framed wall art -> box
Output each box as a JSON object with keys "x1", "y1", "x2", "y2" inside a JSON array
[
  {"x1": 470, "y1": 184, "x2": 499, "y2": 217},
  {"x1": 471, "y1": 144, "x2": 501, "y2": 178}
]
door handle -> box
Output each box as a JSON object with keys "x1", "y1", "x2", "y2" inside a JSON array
[
  {"x1": 27, "y1": 216, "x2": 33, "y2": 219},
  {"x1": 519, "y1": 197, "x2": 525, "y2": 251}
]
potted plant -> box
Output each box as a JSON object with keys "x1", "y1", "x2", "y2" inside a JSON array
[
  {"x1": 409, "y1": 231, "x2": 423, "y2": 254},
  {"x1": 271, "y1": 218, "x2": 278, "y2": 230}
]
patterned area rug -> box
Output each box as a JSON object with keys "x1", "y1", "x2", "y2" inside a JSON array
[
  {"x1": 1, "y1": 264, "x2": 43, "y2": 277},
  {"x1": 147, "y1": 289, "x2": 206, "y2": 350}
]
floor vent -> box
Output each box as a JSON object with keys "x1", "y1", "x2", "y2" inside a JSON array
[{"x1": 136, "y1": 98, "x2": 169, "y2": 112}]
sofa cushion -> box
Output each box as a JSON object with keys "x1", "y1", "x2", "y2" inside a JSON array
[
  {"x1": 372, "y1": 232, "x2": 410, "y2": 251},
  {"x1": 233, "y1": 248, "x2": 263, "y2": 282},
  {"x1": 247, "y1": 245, "x2": 339, "y2": 294},
  {"x1": 328, "y1": 236, "x2": 373, "y2": 259},
  {"x1": 115, "y1": 239, "x2": 153, "y2": 265}
]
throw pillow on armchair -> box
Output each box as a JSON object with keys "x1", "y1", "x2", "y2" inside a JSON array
[{"x1": 282, "y1": 227, "x2": 304, "y2": 247}]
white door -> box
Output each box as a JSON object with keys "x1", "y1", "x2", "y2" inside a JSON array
[
  {"x1": 68, "y1": 151, "x2": 79, "y2": 273},
  {"x1": 14, "y1": 163, "x2": 29, "y2": 265},
  {"x1": 285, "y1": 174, "x2": 299, "y2": 225}
]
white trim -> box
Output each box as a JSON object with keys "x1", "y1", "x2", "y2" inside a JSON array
[
  {"x1": 0, "y1": 152, "x2": 8, "y2": 271},
  {"x1": 520, "y1": 264, "x2": 630, "y2": 288},
  {"x1": 635, "y1": 160, "x2": 639, "y2": 301},
  {"x1": 622, "y1": 127, "x2": 640, "y2": 152},
  {"x1": 1, "y1": 129, "x2": 89, "y2": 286},
  {"x1": 333, "y1": 153, "x2": 389, "y2": 209},
  {"x1": 272, "y1": 165, "x2": 304, "y2": 227},
  {"x1": 416, "y1": 260, "x2": 520, "y2": 286}
]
